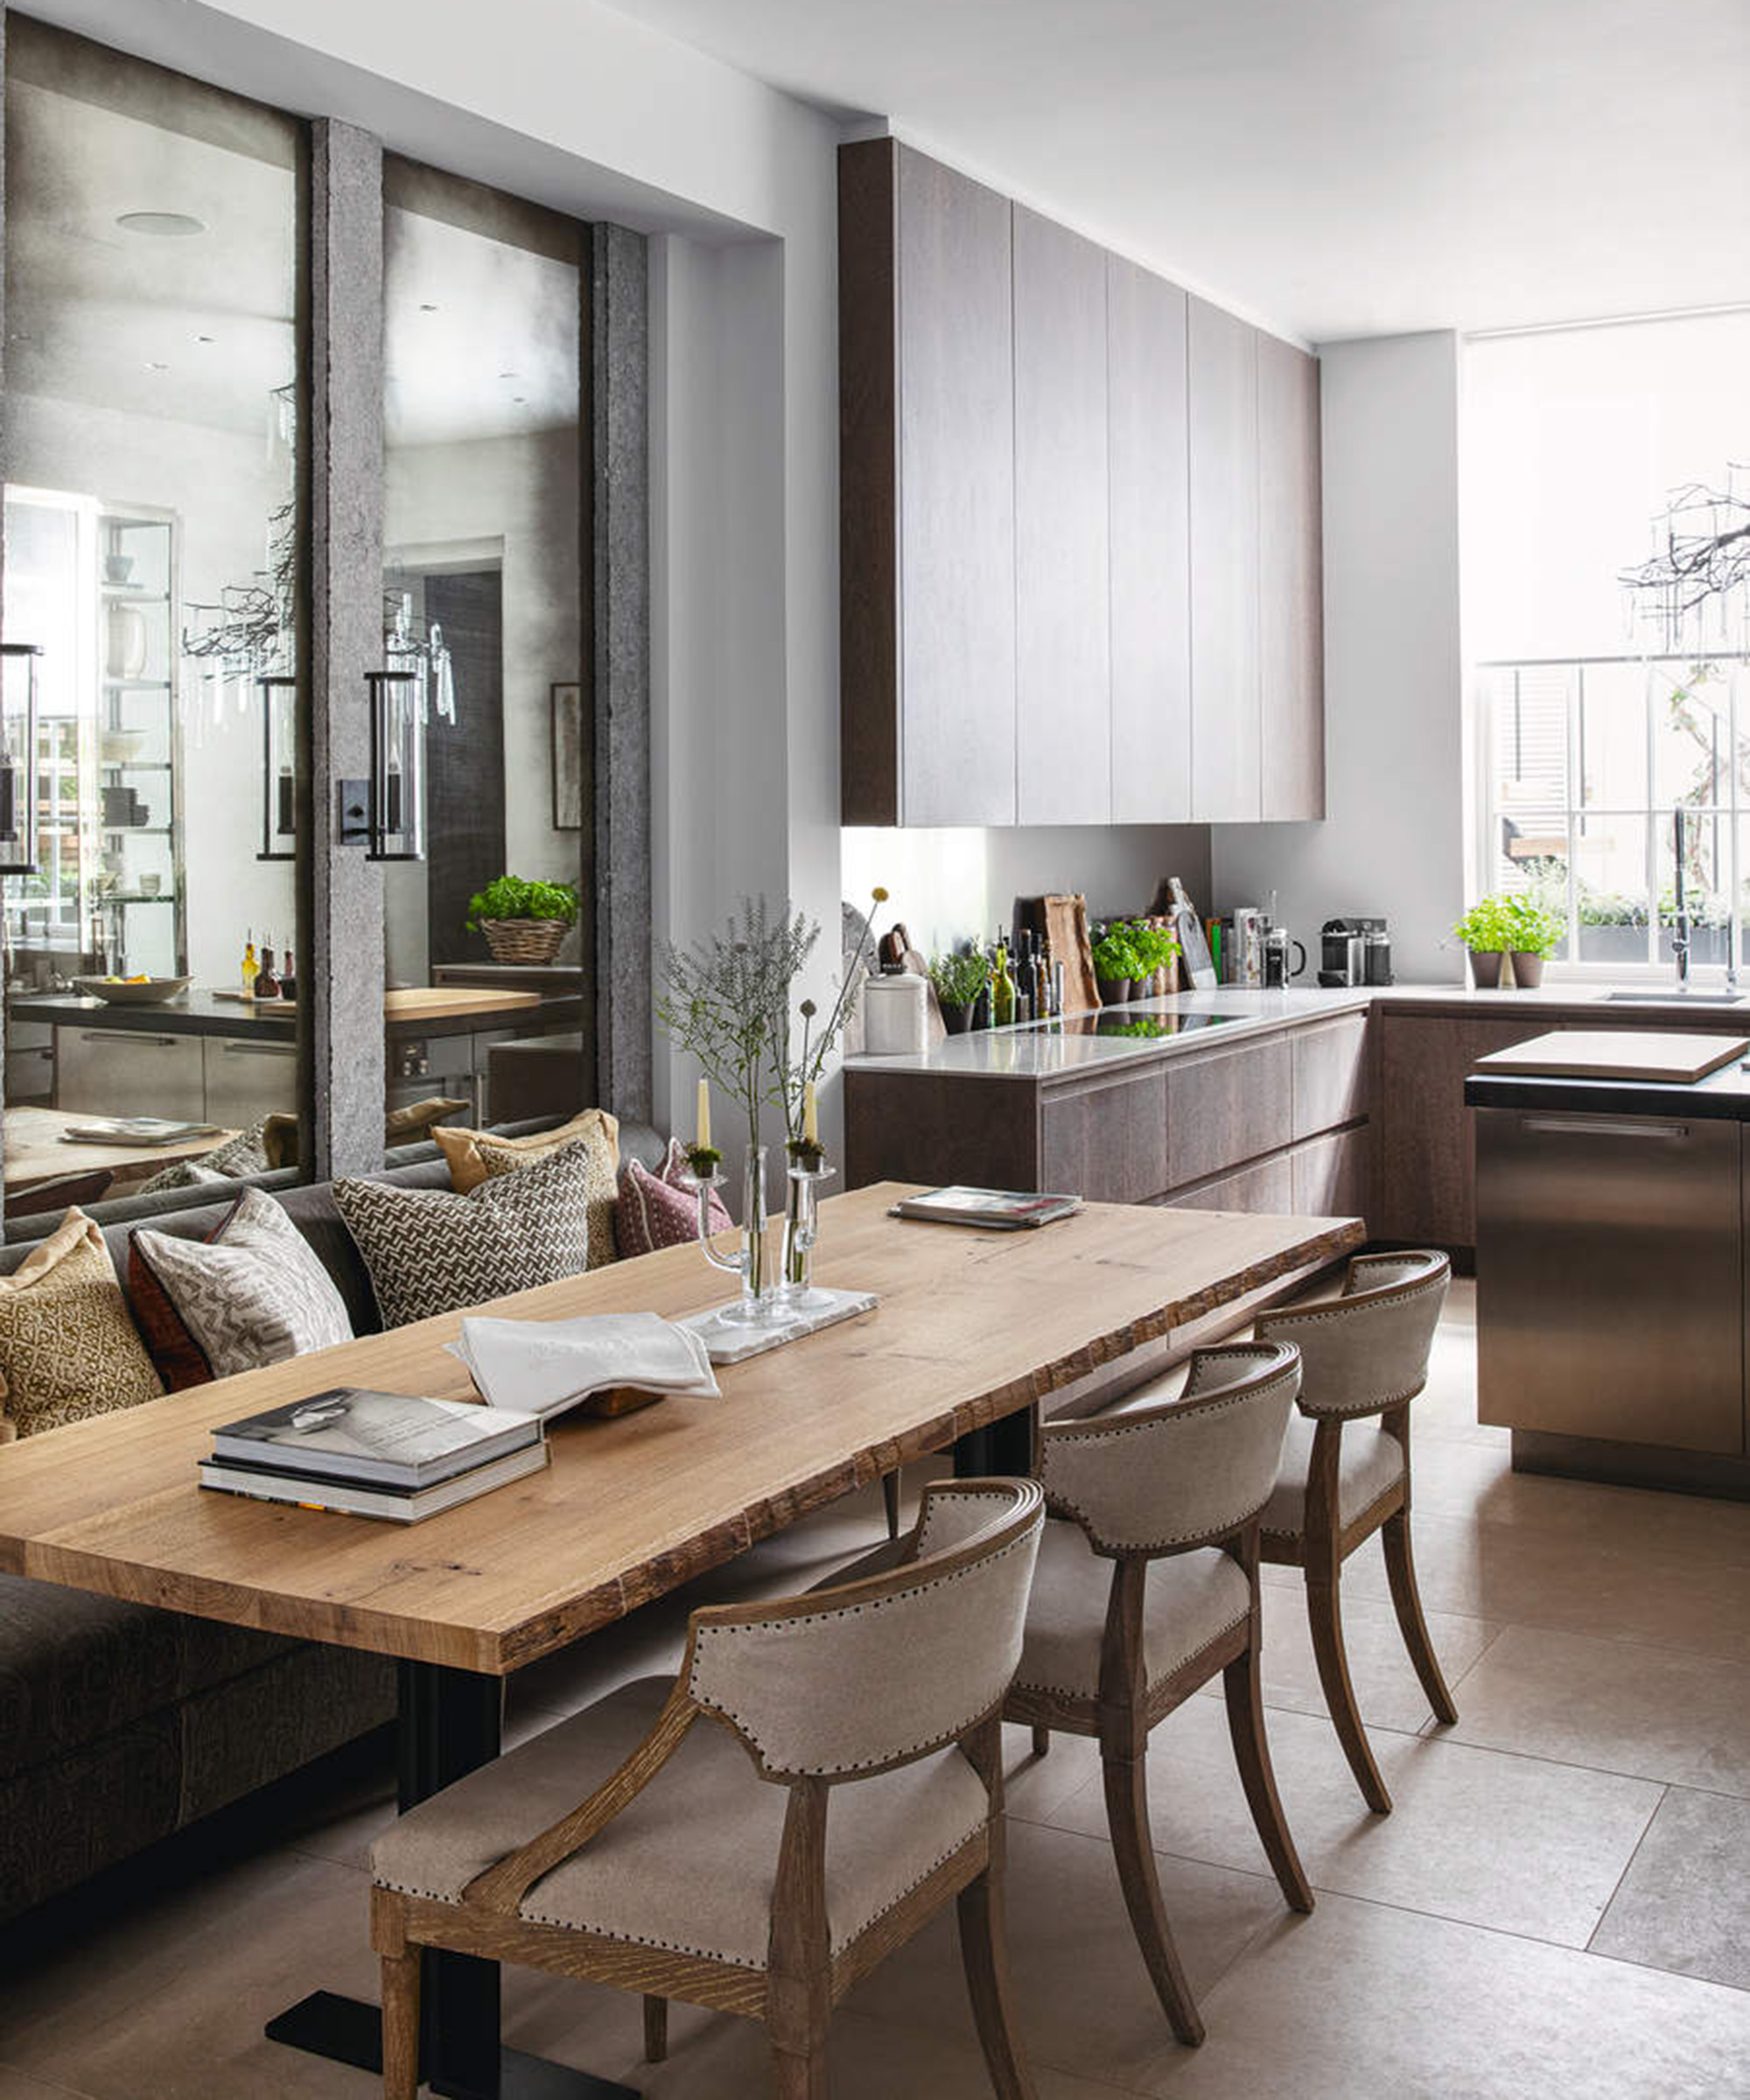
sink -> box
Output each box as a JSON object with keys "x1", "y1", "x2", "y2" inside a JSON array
[{"x1": 1601, "y1": 990, "x2": 1747, "y2": 1006}]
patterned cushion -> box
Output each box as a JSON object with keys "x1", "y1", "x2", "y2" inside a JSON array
[
  {"x1": 136, "y1": 1120, "x2": 270, "y2": 1196},
  {"x1": 435, "y1": 1109, "x2": 620, "y2": 1269},
  {"x1": 261, "y1": 1098, "x2": 470, "y2": 1172},
  {"x1": 333, "y1": 1140, "x2": 596, "y2": 1330},
  {"x1": 617, "y1": 1139, "x2": 732, "y2": 1257},
  {"x1": 130, "y1": 1187, "x2": 354, "y2": 1383},
  {"x1": 0, "y1": 1208, "x2": 163, "y2": 1439}
]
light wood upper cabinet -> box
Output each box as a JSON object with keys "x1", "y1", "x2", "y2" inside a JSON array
[
  {"x1": 1107, "y1": 256, "x2": 1191, "y2": 824},
  {"x1": 1258, "y1": 331, "x2": 1325, "y2": 820},
  {"x1": 1014, "y1": 207, "x2": 1111, "y2": 824},
  {"x1": 1187, "y1": 296, "x2": 1262, "y2": 822},
  {"x1": 839, "y1": 138, "x2": 1016, "y2": 826}
]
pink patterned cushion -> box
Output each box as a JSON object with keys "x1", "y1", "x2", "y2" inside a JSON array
[{"x1": 617, "y1": 1140, "x2": 732, "y2": 1256}]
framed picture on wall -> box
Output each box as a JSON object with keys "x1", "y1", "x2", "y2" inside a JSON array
[{"x1": 550, "y1": 682, "x2": 584, "y2": 830}]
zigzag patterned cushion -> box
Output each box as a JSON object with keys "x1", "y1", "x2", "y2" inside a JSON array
[
  {"x1": 132, "y1": 1187, "x2": 354, "y2": 1382},
  {"x1": 617, "y1": 1139, "x2": 732, "y2": 1256},
  {"x1": 334, "y1": 1139, "x2": 595, "y2": 1330}
]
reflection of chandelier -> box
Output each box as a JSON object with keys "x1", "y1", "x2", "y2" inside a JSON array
[{"x1": 385, "y1": 591, "x2": 458, "y2": 724}]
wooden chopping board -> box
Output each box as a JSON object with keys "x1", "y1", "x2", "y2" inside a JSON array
[
  {"x1": 1475, "y1": 1029, "x2": 1750, "y2": 1083},
  {"x1": 252, "y1": 988, "x2": 544, "y2": 1021}
]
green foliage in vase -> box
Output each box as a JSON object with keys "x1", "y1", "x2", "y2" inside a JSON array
[
  {"x1": 465, "y1": 874, "x2": 579, "y2": 928},
  {"x1": 928, "y1": 948, "x2": 990, "y2": 1008}
]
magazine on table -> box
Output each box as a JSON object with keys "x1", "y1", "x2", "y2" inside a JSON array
[{"x1": 888, "y1": 1186, "x2": 1082, "y2": 1230}]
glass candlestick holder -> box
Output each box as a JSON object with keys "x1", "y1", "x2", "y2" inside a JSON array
[
  {"x1": 689, "y1": 1143, "x2": 786, "y2": 1325},
  {"x1": 780, "y1": 1158, "x2": 836, "y2": 1311}
]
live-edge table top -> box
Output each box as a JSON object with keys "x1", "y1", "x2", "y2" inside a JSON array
[{"x1": 0, "y1": 1184, "x2": 1362, "y2": 1676}]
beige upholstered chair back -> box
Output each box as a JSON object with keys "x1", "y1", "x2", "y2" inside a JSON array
[
  {"x1": 1037, "y1": 1340, "x2": 1301, "y2": 1556},
  {"x1": 684, "y1": 1476, "x2": 1044, "y2": 1780},
  {"x1": 1256, "y1": 1250, "x2": 1450, "y2": 1420}
]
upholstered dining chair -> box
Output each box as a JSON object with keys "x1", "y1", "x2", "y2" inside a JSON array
[
  {"x1": 370, "y1": 1475, "x2": 1046, "y2": 2100},
  {"x1": 1005, "y1": 1340, "x2": 1312, "y2": 2049},
  {"x1": 1254, "y1": 1249, "x2": 1455, "y2": 1815}
]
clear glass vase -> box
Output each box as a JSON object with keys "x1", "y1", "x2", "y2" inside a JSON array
[
  {"x1": 696, "y1": 1143, "x2": 784, "y2": 1324},
  {"x1": 780, "y1": 1162, "x2": 836, "y2": 1311}
]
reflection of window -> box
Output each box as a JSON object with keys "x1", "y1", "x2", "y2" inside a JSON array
[{"x1": 1478, "y1": 654, "x2": 1750, "y2": 973}]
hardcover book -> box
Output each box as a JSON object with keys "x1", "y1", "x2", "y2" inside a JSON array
[
  {"x1": 198, "y1": 1441, "x2": 549, "y2": 1523},
  {"x1": 210, "y1": 1387, "x2": 541, "y2": 1491}
]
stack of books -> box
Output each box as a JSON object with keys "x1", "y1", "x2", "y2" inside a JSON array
[
  {"x1": 199, "y1": 1387, "x2": 548, "y2": 1523},
  {"x1": 888, "y1": 1186, "x2": 1082, "y2": 1229}
]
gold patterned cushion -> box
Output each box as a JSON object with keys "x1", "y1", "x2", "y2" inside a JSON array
[
  {"x1": 0, "y1": 1208, "x2": 163, "y2": 1440},
  {"x1": 437, "y1": 1110, "x2": 620, "y2": 1270}
]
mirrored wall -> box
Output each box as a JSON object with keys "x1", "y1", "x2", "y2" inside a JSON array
[{"x1": 1, "y1": 18, "x2": 306, "y2": 1224}]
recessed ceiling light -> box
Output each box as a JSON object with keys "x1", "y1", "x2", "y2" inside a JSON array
[
  {"x1": 116, "y1": 211, "x2": 206, "y2": 238},
  {"x1": 513, "y1": 396, "x2": 526, "y2": 404},
  {"x1": 145, "y1": 360, "x2": 170, "y2": 372},
  {"x1": 194, "y1": 332, "x2": 215, "y2": 345},
  {"x1": 419, "y1": 302, "x2": 439, "y2": 312},
  {"x1": 499, "y1": 370, "x2": 518, "y2": 380}
]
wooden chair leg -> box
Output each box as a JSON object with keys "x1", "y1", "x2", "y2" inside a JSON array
[
  {"x1": 1382, "y1": 1508, "x2": 1459, "y2": 1726},
  {"x1": 380, "y1": 1949, "x2": 421, "y2": 2100},
  {"x1": 1306, "y1": 1569, "x2": 1392, "y2": 1815},
  {"x1": 1222, "y1": 1645, "x2": 1313, "y2": 1913},
  {"x1": 1031, "y1": 1725, "x2": 1050, "y2": 1759},
  {"x1": 769, "y1": 2041, "x2": 830, "y2": 2099},
  {"x1": 1101, "y1": 1751, "x2": 1205, "y2": 2047},
  {"x1": 643, "y1": 1993, "x2": 668, "y2": 2063},
  {"x1": 958, "y1": 1864, "x2": 1039, "y2": 2100},
  {"x1": 882, "y1": 1471, "x2": 902, "y2": 1540}
]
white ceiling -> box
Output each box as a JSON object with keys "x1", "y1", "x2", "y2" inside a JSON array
[{"x1": 600, "y1": 0, "x2": 1750, "y2": 342}]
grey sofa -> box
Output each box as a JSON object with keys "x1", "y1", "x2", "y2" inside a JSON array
[{"x1": 0, "y1": 1116, "x2": 665, "y2": 1924}]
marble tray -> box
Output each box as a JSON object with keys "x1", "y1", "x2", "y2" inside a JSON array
[{"x1": 678, "y1": 1286, "x2": 879, "y2": 1365}]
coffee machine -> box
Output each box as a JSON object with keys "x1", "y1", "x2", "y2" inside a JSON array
[{"x1": 1320, "y1": 916, "x2": 1393, "y2": 987}]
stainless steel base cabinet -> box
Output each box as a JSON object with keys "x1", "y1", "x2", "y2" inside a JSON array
[{"x1": 1475, "y1": 1107, "x2": 1745, "y2": 1455}]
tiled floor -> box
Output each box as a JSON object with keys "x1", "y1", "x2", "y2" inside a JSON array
[{"x1": 5, "y1": 1280, "x2": 1750, "y2": 2096}]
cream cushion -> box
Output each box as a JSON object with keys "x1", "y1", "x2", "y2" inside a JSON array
[
  {"x1": 1261, "y1": 1416, "x2": 1405, "y2": 1536},
  {"x1": 371, "y1": 1676, "x2": 987, "y2": 1970},
  {"x1": 1012, "y1": 1520, "x2": 1250, "y2": 1702}
]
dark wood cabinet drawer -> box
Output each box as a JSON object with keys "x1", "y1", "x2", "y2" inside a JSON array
[
  {"x1": 1291, "y1": 1013, "x2": 1369, "y2": 1140},
  {"x1": 1165, "y1": 1036, "x2": 1292, "y2": 1189},
  {"x1": 1040, "y1": 1069, "x2": 1168, "y2": 1204},
  {"x1": 1166, "y1": 1152, "x2": 1294, "y2": 1215},
  {"x1": 1292, "y1": 1125, "x2": 1370, "y2": 1222}
]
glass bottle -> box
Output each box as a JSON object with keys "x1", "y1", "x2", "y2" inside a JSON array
[
  {"x1": 991, "y1": 940, "x2": 1017, "y2": 1027},
  {"x1": 255, "y1": 943, "x2": 280, "y2": 999},
  {"x1": 242, "y1": 931, "x2": 258, "y2": 998}
]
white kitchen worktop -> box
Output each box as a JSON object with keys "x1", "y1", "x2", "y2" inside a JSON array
[{"x1": 842, "y1": 981, "x2": 1750, "y2": 1082}]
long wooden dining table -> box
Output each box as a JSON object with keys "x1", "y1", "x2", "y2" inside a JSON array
[{"x1": 0, "y1": 1183, "x2": 1361, "y2": 2100}]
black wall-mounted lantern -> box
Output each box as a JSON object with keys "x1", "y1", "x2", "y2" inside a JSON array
[
  {"x1": 257, "y1": 675, "x2": 298, "y2": 862},
  {"x1": 366, "y1": 668, "x2": 424, "y2": 861},
  {"x1": 0, "y1": 643, "x2": 43, "y2": 877}
]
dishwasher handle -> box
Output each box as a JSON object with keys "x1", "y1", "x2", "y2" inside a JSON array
[{"x1": 1520, "y1": 1115, "x2": 1690, "y2": 1141}]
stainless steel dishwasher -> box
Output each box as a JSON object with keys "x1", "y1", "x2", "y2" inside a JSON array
[{"x1": 1475, "y1": 1106, "x2": 1745, "y2": 1454}]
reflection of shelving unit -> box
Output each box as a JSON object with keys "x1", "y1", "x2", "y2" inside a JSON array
[{"x1": 96, "y1": 509, "x2": 186, "y2": 976}]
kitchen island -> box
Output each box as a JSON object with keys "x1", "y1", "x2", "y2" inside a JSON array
[{"x1": 1466, "y1": 1040, "x2": 1750, "y2": 1499}]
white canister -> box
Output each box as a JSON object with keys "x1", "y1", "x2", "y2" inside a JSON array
[{"x1": 861, "y1": 970, "x2": 928, "y2": 1056}]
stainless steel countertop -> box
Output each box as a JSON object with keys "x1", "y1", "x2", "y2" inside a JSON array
[{"x1": 842, "y1": 981, "x2": 1750, "y2": 1082}]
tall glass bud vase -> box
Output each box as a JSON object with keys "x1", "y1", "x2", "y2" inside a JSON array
[{"x1": 710, "y1": 1143, "x2": 780, "y2": 1325}]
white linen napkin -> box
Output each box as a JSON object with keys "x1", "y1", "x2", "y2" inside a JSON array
[{"x1": 448, "y1": 1312, "x2": 721, "y2": 1420}]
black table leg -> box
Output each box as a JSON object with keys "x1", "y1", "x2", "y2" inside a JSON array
[
  {"x1": 266, "y1": 1659, "x2": 639, "y2": 2099},
  {"x1": 953, "y1": 1404, "x2": 1036, "y2": 1479}
]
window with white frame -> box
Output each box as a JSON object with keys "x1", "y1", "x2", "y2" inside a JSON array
[{"x1": 1466, "y1": 312, "x2": 1750, "y2": 976}]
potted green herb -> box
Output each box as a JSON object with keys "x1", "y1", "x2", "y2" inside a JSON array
[
  {"x1": 1504, "y1": 896, "x2": 1563, "y2": 989},
  {"x1": 465, "y1": 875, "x2": 580, "y2": 965},
  {"x1": 1091, "y1": 925, "x2": 1142, "y2": 1005},
  {"x1": 1126, "y1": 920, "x2": 1181, "y2": 998},
  {"x1": 1452, "y1": 895, "x2": 1516, "y2": 989},
  {"x1": 928, "y1": 948, "x2": 990, "y2": 1033}
]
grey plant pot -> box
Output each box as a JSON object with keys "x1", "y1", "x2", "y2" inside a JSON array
[
  {"x1": 939, "y1": 1000, "x2": 974, "y2": 1034},
  {"x1": 1096, "y1": 976, "x2": 1134, "y2": 1006},
  {"x1": 1468, "y1": 952, "x2": 1504, "y2": 989},
  {"x1": 1509, "y1": 952, "x2": 1545, "y2": 989}
]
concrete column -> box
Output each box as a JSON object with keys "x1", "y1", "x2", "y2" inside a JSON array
[
  {"x1": 591, "y1": 222, "x2": 652, "y2": 1124},
  {"x1": 308, "y1": 118, "x2": 386, "y2": 1178}
]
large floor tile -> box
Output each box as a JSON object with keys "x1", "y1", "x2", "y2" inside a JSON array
[
  {"x1": 0, "y1": 2070, "x2": 88, "y2": 2100},
  {"x1": 1152, "y1": 1887, "x2": 1750, "y2": 2099},
  {"x1": 1427, "y1": 1462, "x2": 1750, "y2": 1571},
  {"x1": 1051, "y1": 1696, "x2": 1660, "y2": 1947},
  {"x1": 1591, "y1": 1786, "x2": 1750, "y2": 1990},
  {"x1": 843, "y1": 1816, "x2": 1281, "y2": 2092},
  {"x1": 1194, "y1": 1578, "x2": 1501, "y2": 1732},
  {"x1": 1441, "y1": 1622, "x2": 1750, "y2": 1794},
  {"x1": 0, "y1": 1850, "x2": 379, "y2": 2098},
  {"x1": 1318, "y1": 1508, "x2": 1750, "y2": 1666},
  {"x1": 506, "y1": 1972, "x2": 1141, "y2": 2098}
]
